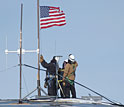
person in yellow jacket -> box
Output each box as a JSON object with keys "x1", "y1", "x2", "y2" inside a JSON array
[{"x1": 63, "y1": 54, "x2": 78, "y2": 98}]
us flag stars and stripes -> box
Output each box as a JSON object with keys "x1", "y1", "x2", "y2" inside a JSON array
[{"x1": 40, "y1": 6, "x2": 66, "y2": 29}]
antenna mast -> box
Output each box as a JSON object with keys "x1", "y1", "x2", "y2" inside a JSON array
[
  {"x1": 5, "y1": 1, "x2": 47, "y2": 101},
  {"x1": 19, "y1": 3, "x2": 23, "y2": 103}
]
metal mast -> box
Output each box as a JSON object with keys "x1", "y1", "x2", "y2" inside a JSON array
[
  {"x1": 5, "y1": 1, "x2": 48, "y2": 101},
  {"x1": 37, "y1": 0, "x2": 41, "y2": 96},
  {"x1": 19, "y1": 3, "x2": 23, "y2": 103}
]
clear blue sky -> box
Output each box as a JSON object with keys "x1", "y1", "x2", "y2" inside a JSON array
[{"x1": 0, "y1": 0, "x2": 124, "y2": 104}]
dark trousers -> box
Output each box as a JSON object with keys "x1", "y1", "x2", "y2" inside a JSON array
[
  {"x1": 70, "y1": 83, "x2": 76, "y2": 98},
  {"x1": 64, "y1": 81, "x2": 76, "y2": 98},
  {"x1": 48, "y1": 79, "x2": 57, "y2": 96}
]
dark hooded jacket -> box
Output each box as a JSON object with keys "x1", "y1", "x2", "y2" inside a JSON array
[{"x1": 41, "y1": 56, "x2": 56, "y2": 75}]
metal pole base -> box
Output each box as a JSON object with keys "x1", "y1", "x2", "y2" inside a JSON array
[
  {"x1": 18, "y1": 100, "x2": 23, "y2": 104},
  {"x1": 23, "y1": 86, "x2": 48, "y2": 100},
  {"x1": 37, "y1": 80, "x2": 41, "y2": 96}
]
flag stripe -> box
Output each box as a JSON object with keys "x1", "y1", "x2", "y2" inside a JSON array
[
  {"x1": 49, "y1": 13, "x2": 65, "y2": 17},
  {"x1": 41, "y1": 22, "x2": 66, "y2": 27},
  {"x1": 41, "y1": 14, "x2": 65, "y2": 20},
  {"x1": 41, "y1": 20, "x2": 66, "y2": 26},
  {"x1": 41, "y1": 16, "x2": 65, "y2": 23},
  {"x1": 49, "y1": 11, "x2": 59, "y2": 14},
  {"x1": 40, "y1": 6, "x2": 66, "y2": 29},
  {"x1": 49, "y1": 6, "x2": 60, "y2": 10},
  {"x1": 41, "y1": 23, "x2": 66, "y2": 29}
]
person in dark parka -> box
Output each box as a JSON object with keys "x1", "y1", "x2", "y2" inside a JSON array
[{"x1": 40, "y1": 55, "x2": 58, "y2": 96}]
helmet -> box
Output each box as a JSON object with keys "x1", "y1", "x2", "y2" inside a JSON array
[{"x1": 68, "y1": 54, "x2": 75, "y2": 62}]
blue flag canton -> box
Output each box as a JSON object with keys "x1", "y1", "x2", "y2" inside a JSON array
[{"x1": 40, "y1": 6, "x2": 50, "y2": 18}]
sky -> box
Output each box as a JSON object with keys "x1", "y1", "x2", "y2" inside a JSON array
[{"x1": 0, "y1": 0, "x2": 124, "y2": 104}]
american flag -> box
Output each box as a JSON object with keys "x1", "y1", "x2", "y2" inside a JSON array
[{"x1": 40, "y1": 6, "x2": 66, "y2": 29}]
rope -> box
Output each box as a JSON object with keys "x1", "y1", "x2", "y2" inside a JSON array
[
  {"x1": 23, "y1": 74, "x2": 29, "y2": 94},
  {"x1": 22, "y1": 64, "x2": 46, "y2": 71},
  {"x1": 22, "y1": 64, "x2": 124, "y2": 106},
  {"x1": 58, "y1": 80, "x2": 65, "y2": 97},
  {"x1": 0, "y1": 64, "x2": 19, "y2": 72}
]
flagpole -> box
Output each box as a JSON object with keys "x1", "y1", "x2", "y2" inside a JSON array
[{"x1": 37, "y1": 0, "x2": 41, "y2": 96}]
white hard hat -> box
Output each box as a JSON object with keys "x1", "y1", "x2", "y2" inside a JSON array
[{"x1": 68, "y1": 54, "x2": 75, "y2": 62}]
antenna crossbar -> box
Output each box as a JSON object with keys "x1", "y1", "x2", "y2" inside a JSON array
[{"x1": 5, "y1": 49, "x2": 38, "y2": 55}]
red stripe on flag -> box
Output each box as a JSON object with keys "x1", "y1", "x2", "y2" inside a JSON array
[
  {"x1": 40, "y1": 23, "x2": 66, "y2": 29},
  {"x1": 50, "y1": 7, "x2": 60, "y2": 10},
  {"x1": 41, "y1": 20, "x2": 66, "y2": 25},
  {"x1": 40, "y1": 16, "x2": 65, "y2": 22}
]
